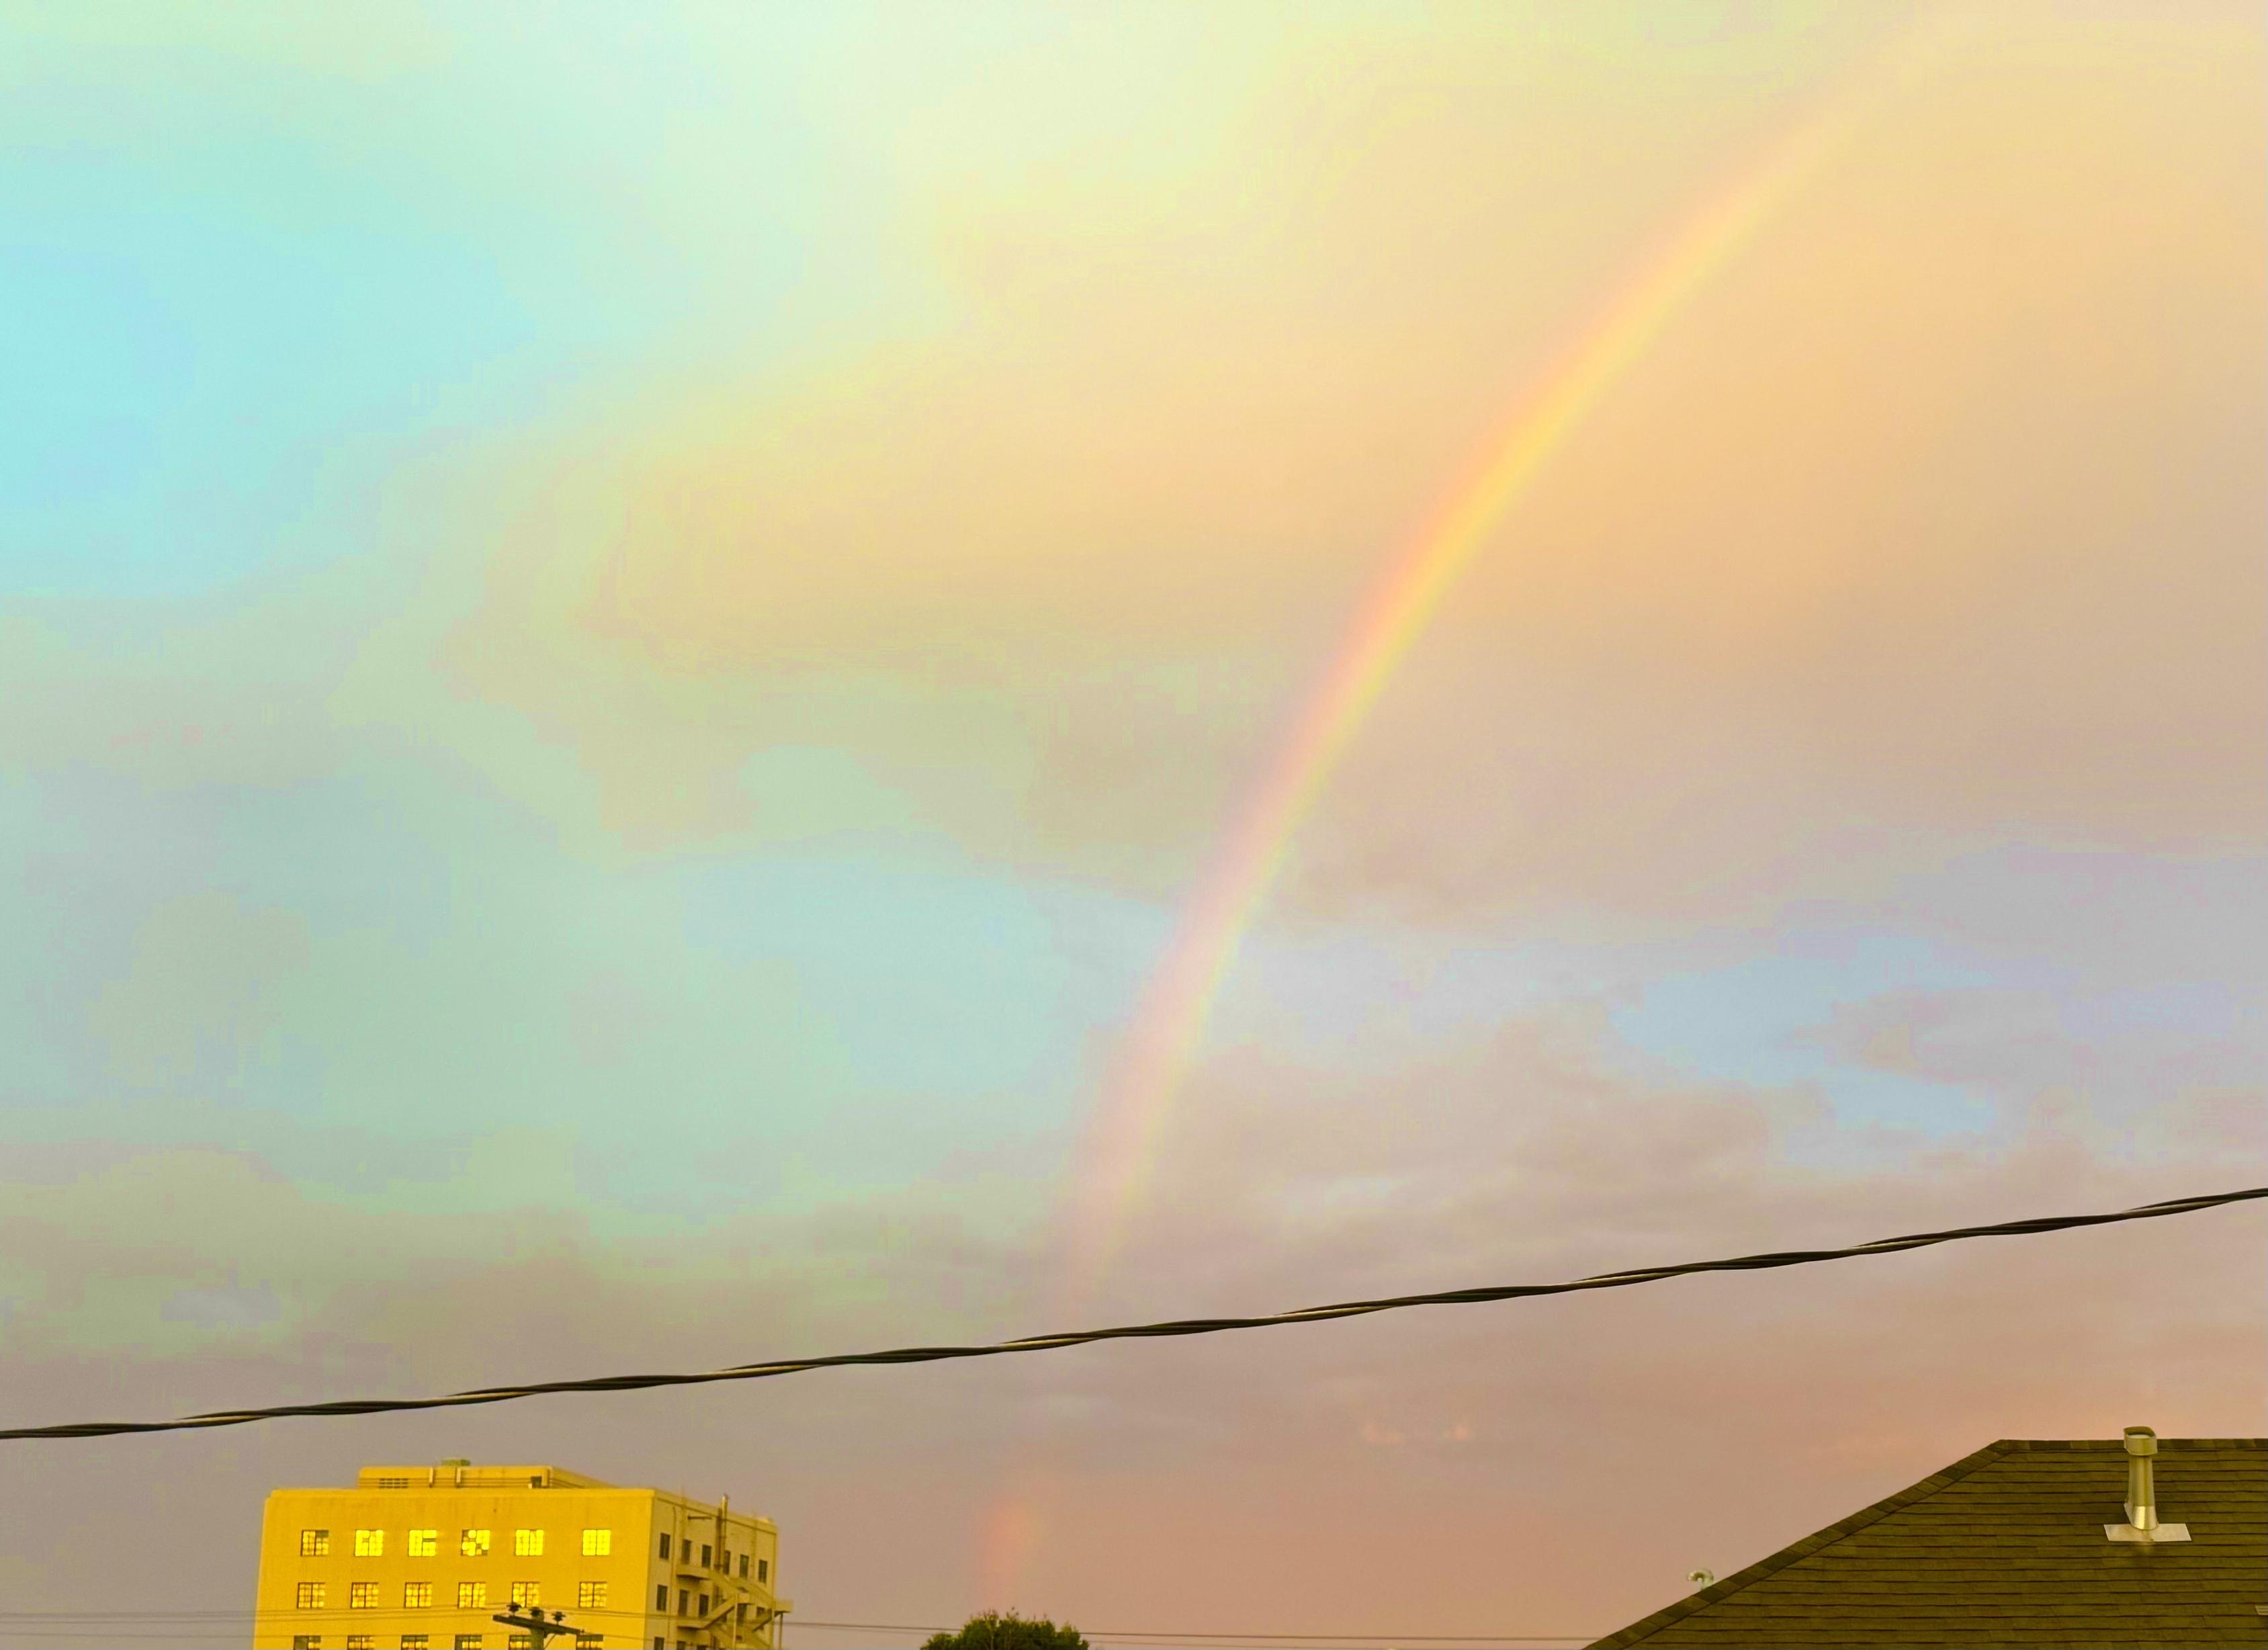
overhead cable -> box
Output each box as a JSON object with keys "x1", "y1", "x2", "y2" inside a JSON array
[
  {"x1": 0, "y1": 1612, "x2": 1590, "y2": 1645},
  {"x1": 4, "y1": 1184, "x2": 2259, "y2": 1443}
]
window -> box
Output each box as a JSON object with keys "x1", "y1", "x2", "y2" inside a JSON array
[
  {"x1": 298, "y1": 1583, "x2": 326, "y2": 1610},
  {"x1": 655, "y1": 1584, "x2": 668, "y2": 1610},
  {"x1": 348, "y1": 1638, "x2": 376, "y2": 1650},
  {"x1": 581, "y1": 1528, "x2": 611, "y2": 1557},
  {"x1": 408, "y1": 1529, "x2": 438, "y2": 1557},
  {"x1": 509, "y1": 1637, "x2": 533, "y2": 1650},
  {"x1": 461, "y1": 1529, "x2": 491, "y2": 1557},
  {"x1": 738, "y1": 1555, "x2": 748, "y2": 1579},
  {"x1": 576, "y1": 1637, "x2": 601, "y2": 1649},
  {"x1": 657, "y1": 1532, "x2": 670, "y2": 1561},
  {"x1": 457, "y1": 1582, "x2": 488, "y2": 1610},
  {"x1": 402, "y1": 1638, "x2": 430, "y2": 1649},
  {"x1": 351, "y1": 1582, "x2": 380, "y2": 1609},
  {"x1": 301, "y1": 1529, "x2": 332, "y2": 1557},
  {"x1": 677, "y1": 1590, "x2": 689, "y2": 1616},
  {"x1": 454, "y1": 1638, "x2": 484, "y2": 1650},
  {"x1": 402, "y1": 1582, "x2": 433, "y2": 1608},
  {"x1": 514, "y1": 1528, "x2": 545, "y2": 1557},
  {"x1": 378, "y1": 1476, "x2": 410, "y2": 1489},
  {"x1": 697, "y1": 1594, "x2": 709, "y2": 1617},
  {"x1": 578, "y1": 1581, "x2": 609, "y2": 1608},
  {"x1": 654, "y1": 1640, "x2": 665, "y2": 1650},
  {"x1": 293, "y1": 1638, "x2": 320, "y2": 1650},
  {"x1": 355, "y1": 1529, "x2": 386, "y2": 1558},
  {"x1": 756, "y1": 1559, "x2": 768, "y2": 1584},
  {"x1": 700, "y1": 1545, "x2": 711, "y2": 1569},
  {"x1": 511, "y1": 1583, "x2": 541, "y2": 1609}
]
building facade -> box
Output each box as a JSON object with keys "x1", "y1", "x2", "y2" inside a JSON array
[{"x1": 253, "y1": 1463, "x2": 788, "y2": 1650}]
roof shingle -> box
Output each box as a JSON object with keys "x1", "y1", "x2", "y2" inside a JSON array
[{"x1": 1589, "y1": 1438, "x2": 2267, "y2": 1648}]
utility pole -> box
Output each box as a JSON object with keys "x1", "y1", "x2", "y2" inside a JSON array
[{"x1": 494, "y1": 1604, "x2": 578, "y2": 1648}]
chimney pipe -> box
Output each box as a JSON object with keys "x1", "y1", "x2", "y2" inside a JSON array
[
  {"x1": 2105, "y1": 1425, "x2": 2188, "y2": 1542},
  {"x1": 2124, "y1": 1426, "x2": 2158, "y2": 1532}
]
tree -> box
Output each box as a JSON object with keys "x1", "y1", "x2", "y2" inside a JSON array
[{"x1": 921, "y1": 1610, "x2": 1089, "y2": 1650}]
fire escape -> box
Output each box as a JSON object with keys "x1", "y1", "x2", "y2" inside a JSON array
[{"x1": 674, "y1": 1499, "x2": 789, "y2": 1649}]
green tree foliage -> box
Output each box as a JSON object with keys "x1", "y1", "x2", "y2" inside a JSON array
[{"x1": 921, "y1": 1610, "x2": 1089, "y2": 1650}]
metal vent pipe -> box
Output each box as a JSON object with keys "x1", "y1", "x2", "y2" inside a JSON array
[{"x1": 2123, "y1": 1426, "x2": 2158, "y2": 1532}]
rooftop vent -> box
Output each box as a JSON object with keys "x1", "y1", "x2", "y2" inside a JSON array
[{"x1": 2104, "y1": 1426, "x2": 2190, "y2": 1543}]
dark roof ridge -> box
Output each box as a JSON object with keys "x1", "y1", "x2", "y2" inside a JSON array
[{"x1": 1589, "y1": 1434, "x2": 2268, "y2": 1647}]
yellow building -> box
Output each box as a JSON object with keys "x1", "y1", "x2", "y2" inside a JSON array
[{"x1": 252, "y1": 1462, "x2": 788, "y2": 1650}]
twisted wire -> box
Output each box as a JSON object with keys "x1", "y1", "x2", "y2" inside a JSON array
[{"x1": 7, "y1": 1184, "x2": 2258, "y2": 1442}]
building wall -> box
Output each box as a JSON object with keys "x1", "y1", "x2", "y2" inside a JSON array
[
  {"x1": 251, "y1": 1465, "x2": 784, "y2": 1650},
  {"x1": 646, "y1": 1489, "x2": 783, "y2": 1646}
]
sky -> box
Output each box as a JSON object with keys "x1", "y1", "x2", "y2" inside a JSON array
[{"x1": 0, "y1": 1, "x2": 2261, "y2": 1645}]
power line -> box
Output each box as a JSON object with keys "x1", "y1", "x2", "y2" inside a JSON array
[
  {"x1": 0, "y1": 1618, "x2": 1590, "y2": 1646},
  {"x1": 5, "y1": 1184, "x2": 2258, "y2": 1443},
  {"x1": 787, "y1": 1630, "x2": 1587, "y2": 1645},
  {"x1": 0, "y1": 1611, "x2": 1594, "y2": 1645}
]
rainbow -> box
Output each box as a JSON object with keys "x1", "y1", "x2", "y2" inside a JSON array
[
  {"x1": 988, "y1": 26, "x2": 1948, "y2": 1604},
  {"x1": 1051, "y1": 86, "x2": 1886, "y2": 1311}
]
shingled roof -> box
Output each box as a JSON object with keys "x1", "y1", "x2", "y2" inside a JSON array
[{"x1": 1589, "y1": 1437, "x2": 2266, "y2": 1648}]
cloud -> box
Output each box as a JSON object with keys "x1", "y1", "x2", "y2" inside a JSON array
[
  {"x1": 996, "y1": 1001, "x2": 2260, "y2": 1622},
  {"x1": 412, "y1": 5, "x2": 2263, "y2": 931},
  {"x1": 1, "y1": 9, "x2": 2258, "y2": 1645},
  {"x1": 0, "y1": 1136, "x2": 1044, "y2": 1373},
  {"x1": 4, "y1": 987, "x2": 2257, "y2": 1636},
  {"x1": 87, "y1": 893, "x2": 310, "y2": 1093},
  {"x1": 1801, "y1": 980, "x2": 2265, "y2": 1148}
]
